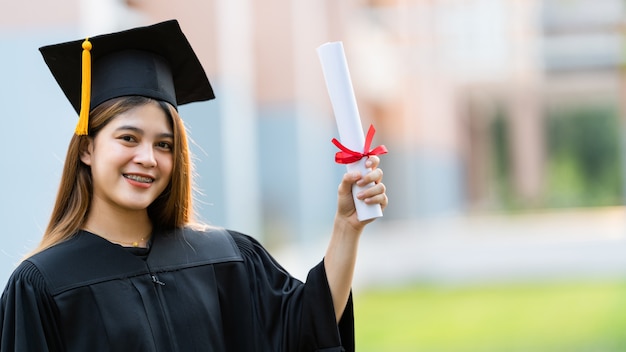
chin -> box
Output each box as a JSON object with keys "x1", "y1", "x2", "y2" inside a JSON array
[{"x1": 119, "y1": 199, "x2": 158, "y2": 211}]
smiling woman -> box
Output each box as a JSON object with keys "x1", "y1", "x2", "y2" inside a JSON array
[
  {"x1": 0, "y1": 19, "x2": 388, "y2": 352},
  {"x1": 80, "y1": 98, "x2": 175, "y2": 247}
]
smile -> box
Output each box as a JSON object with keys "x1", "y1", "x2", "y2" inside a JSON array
[{"x1": 123, "y1": 174, "x2": 154, "y2": 183}]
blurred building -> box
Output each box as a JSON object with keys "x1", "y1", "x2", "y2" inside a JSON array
[{"x1": 0, "y1": 0, "x2": 624, "y2": 280}]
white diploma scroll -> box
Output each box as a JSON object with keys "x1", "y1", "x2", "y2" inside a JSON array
[{"x1": 317, "y1": 41, "x2": 383, "y2": 221}]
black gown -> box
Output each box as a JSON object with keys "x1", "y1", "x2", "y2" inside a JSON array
[{"x1": 0, "y1": 228, "x2": 354, "y2": 351}]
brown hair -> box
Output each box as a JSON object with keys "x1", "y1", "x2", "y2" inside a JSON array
[{"x1": 28, "y1": 96, "x2": 195, "y2": 257}]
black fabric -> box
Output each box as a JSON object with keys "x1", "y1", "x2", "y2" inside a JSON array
[
  {"x1": 0, "y1": 228, "x2": 354, "y2": 351},
  {"x1": 90, "y1": 50, "x2": 177, "y2": 109}
]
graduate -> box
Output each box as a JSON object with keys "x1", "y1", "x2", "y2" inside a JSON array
[{"x1": 0, "y1": 20, "x2": 387, "y2": 351}]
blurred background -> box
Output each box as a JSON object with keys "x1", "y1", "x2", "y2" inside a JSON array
[{"x1": 2, "y1": 0, "x2": 626, "y2": 350}]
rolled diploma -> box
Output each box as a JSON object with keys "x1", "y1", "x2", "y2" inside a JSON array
[{"x1": 317, "y1": 41, "x2": 383, "y2": 221}]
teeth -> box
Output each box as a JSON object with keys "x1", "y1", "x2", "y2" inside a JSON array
[{"x1": 124, "y1": 174, "x2": 154, "y2": 183}]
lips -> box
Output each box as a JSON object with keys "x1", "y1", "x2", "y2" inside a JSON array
[{"x1": 123, "y1": 174, "x2": 154, "y2": 183}]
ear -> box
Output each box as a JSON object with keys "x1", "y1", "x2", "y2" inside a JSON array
[{"x1": 79, "y1": 137, "x2": 95, "y2": 166}]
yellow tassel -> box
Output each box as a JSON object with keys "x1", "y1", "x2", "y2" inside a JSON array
[{"x1": 76, "y1": 38, "x2": 92, "y2": 135}]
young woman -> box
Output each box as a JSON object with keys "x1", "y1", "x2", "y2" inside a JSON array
[{"x1": 0, "y1": 20, "x2": 387, "y2": 352}]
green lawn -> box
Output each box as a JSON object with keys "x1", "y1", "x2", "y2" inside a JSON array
[{"x1": 354, "y1": 281, "x2": 626, "y2": 351}]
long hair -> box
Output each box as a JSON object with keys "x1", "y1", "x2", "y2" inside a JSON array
[{"x1": 28, "y1": 96, "x2": 195, "y2": 257}]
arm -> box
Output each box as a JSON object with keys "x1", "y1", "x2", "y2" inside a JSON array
[{"x1": 324, "y1": 156, "x2": 387, "y2": 322}]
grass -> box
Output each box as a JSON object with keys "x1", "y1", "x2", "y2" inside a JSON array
[{"x1": 354, "y1": 281, "x2": 626, "y2": 351}]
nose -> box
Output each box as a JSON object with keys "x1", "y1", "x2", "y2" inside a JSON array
[{"x1": 135, "y1": 143, "x2": 157, "y2": 168}]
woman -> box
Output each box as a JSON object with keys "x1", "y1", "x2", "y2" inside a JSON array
[{"x1": 0, "y1": 20, "x2": 387, "y2": 351}]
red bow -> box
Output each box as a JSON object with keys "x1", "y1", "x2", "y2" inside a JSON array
[{"x1": 332, "y1": 124, "x2": 388, "y2": 164}]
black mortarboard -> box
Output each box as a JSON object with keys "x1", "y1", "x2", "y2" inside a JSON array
[{"x1": 39, "y1": 19, "x2": 215, "y2": 135}]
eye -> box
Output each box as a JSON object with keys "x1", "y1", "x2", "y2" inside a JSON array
[
  {"x1": 119, "y1": 135, "x2": 137, "y2": 143},
  {"x1": 156, "y1": 141, "x2": 173, "y2": 151}
]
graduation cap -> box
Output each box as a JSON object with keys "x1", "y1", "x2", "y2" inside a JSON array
[{"x1": 39, "y1": 19, "x2": 215, "y2": 135}]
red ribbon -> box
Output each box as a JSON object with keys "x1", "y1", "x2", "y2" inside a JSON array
[{"x1": 332, "y1": 124, "x2": 388, "y2": 164}]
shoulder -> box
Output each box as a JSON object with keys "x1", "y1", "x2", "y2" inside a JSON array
[
  {"x1": 167, "y1": 226, "x2": 242, "y2": 257},
  {"x1": 23, "y1": 235, "x2": 90, "y2": 289},
  {"x1": 226, "y1": 229, "x2": 262, "y2": 249},
  {"x1": 219, "y1": 229, "x2": 293, "y2": 277},
  {"x1": 23, "y1": 233, "x2": 152, "y2": 295},
  {"x1": 178, "y1": 226, "x2": 261, "y2": 255},
  {"x1": 3, "y1": 260, "x2": 48, "y2": 295},
  {"x1": 144, "y1": 227, "x2": 244, "y2": 270},
  {"x1": 26, "y1": 233, "x2": 100, "y2": 272},
  {"x1": 222, "y1": 229, "x2": 270, "y2": 258}
]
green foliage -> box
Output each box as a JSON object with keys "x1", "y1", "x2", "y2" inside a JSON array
[
  {"x1": 355, "y1": 281, "x2": 626, "y2": 351},
  {"x1": 490, "y1": 109, "x2": 515, "y2": 208},
  {"x1": 488, "y1": 103, "x2": 624, "y2": 210},
  {"x1": 544, "y1": 105, "x2": 624, "y2": 207}
]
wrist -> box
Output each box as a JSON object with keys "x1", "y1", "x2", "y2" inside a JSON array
[{"x1": 333, "y1": 214, "x2": 363, "y2": 240}]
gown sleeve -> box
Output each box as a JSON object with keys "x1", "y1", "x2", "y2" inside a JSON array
[
  {"x1": 0, "y1": 261, "x2": 63, "y2": 351},
  {"x1": 229, "y1": 231, "x2": 355, "y2": 352}
]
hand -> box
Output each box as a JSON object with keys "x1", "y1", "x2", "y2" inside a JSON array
[{"x1": 336, "y1": 155, "x2": 388, "y2": 232}]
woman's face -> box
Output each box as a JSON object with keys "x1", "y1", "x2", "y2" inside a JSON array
[{"x1": 80, "y1": 102, "x2": 174, "y2": 214}]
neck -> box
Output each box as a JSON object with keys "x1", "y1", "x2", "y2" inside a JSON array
[{"x1": 83, "y1": 199, "x2": 153, "y2": 248}]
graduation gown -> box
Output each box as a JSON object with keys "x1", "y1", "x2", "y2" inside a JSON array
[{"x1": 0, "y1": 228, "x2": 354, "y2": 351}]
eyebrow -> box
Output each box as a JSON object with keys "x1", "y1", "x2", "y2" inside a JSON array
[{"x1": 115, "y1": 125, "x2": 174, "y2": 139}]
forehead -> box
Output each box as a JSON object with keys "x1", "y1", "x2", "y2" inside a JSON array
[{"x1": 105, "y1": 103, "x2": 173, "y2": 134}]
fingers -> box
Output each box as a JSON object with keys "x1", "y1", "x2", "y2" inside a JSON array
[
  {"x1": 357, "y1": 156, "x2": 383, "y2": 187},
  {"x1": 364, "y1": 156, "x2": 380, "y2": 170},
  {"x1": 341, "y1": 155, "x2": 385, "y2": 194},
  {"x1": 356, "y1": 182, "x2": 387, "y2": 207},
  {"x1": 338, "y1": 155, "x2": 388, "y2": 211},
  {"x1": 357, "y1": 168, "x2": 383, "y2": 187}
]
